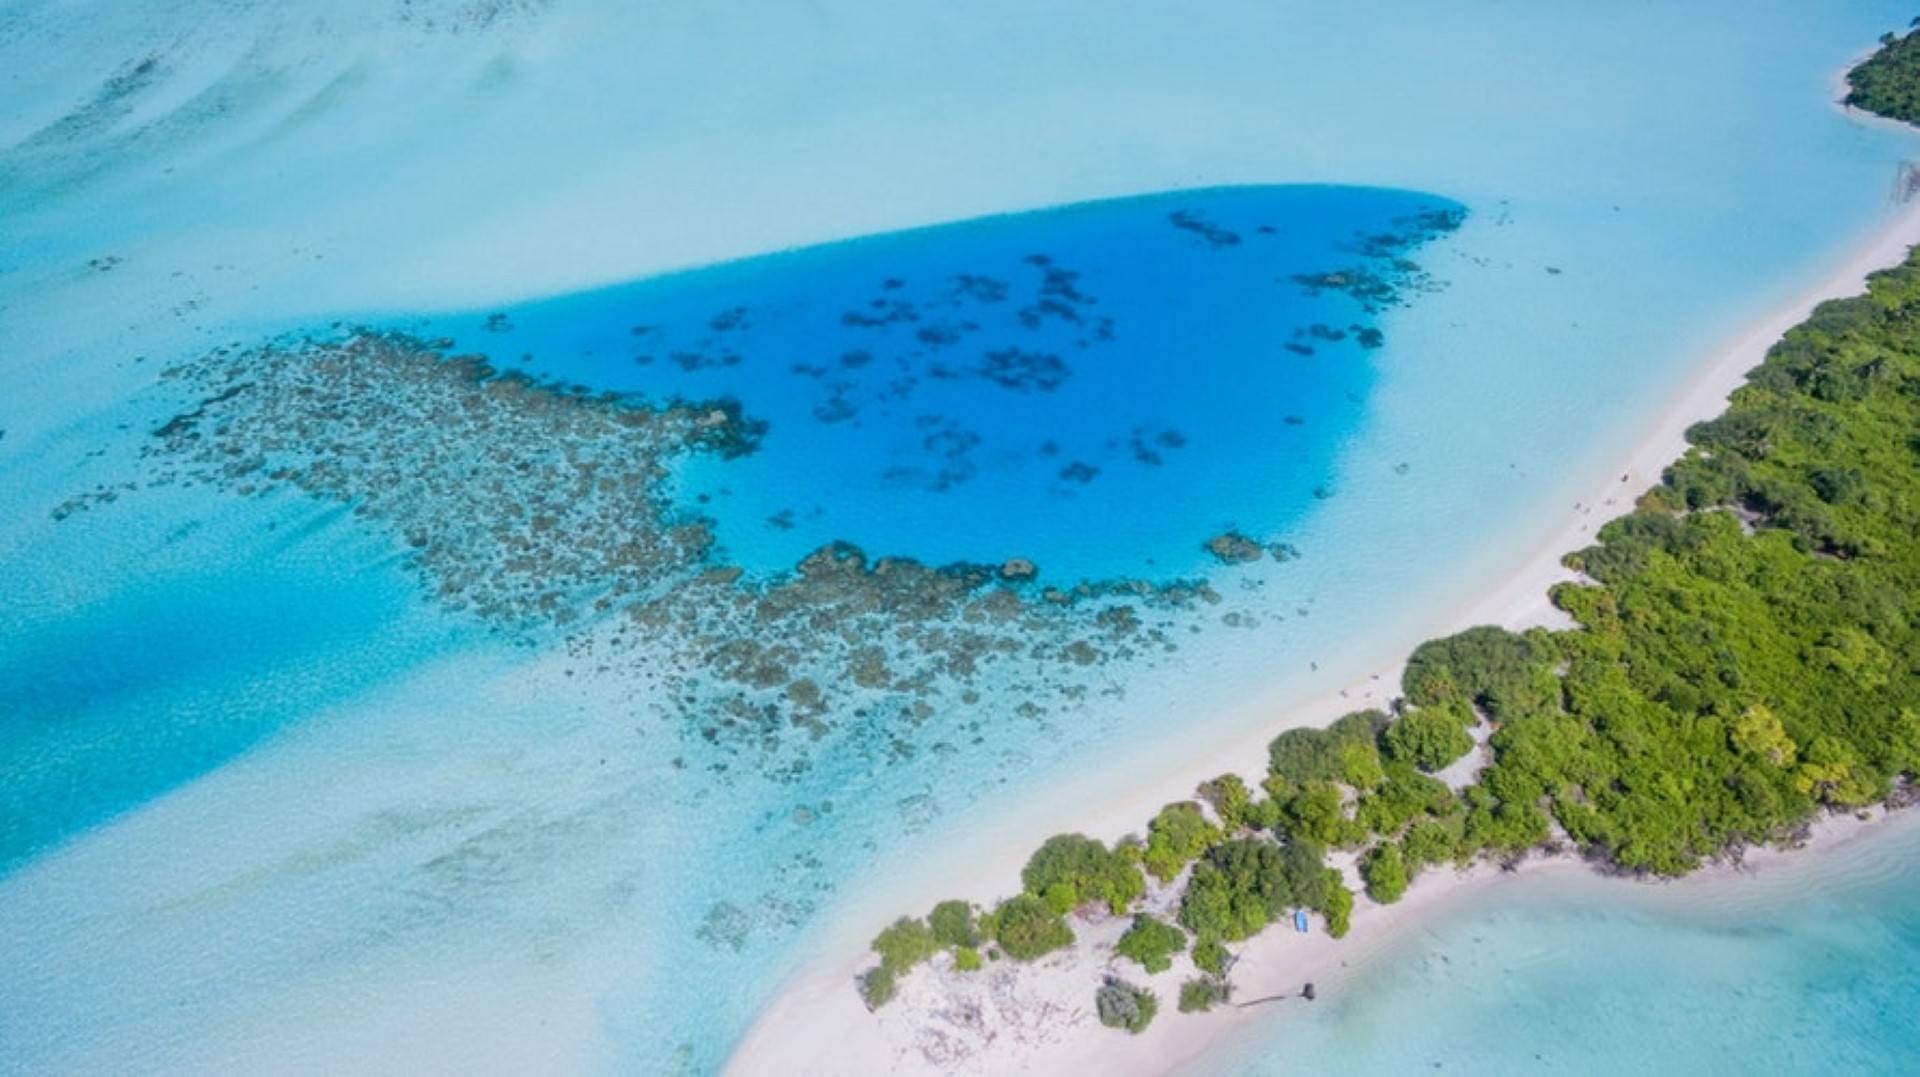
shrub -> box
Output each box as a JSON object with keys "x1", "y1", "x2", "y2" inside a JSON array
[
  {"x1": 871, "y1": 916, "x2": 938, "y2": 974},
  {"x1": 1095, "y1": 978, "x2": 1159, "y2": 1034},
  {"x1": 1179, "y1": 837, "x2": 1326, "y2": 941},
  {"x1": 1319, "y1": 870, "x2": 1354, "y2": 937},
  {"x1": 1198, "y1": 773, "x2": 1255, "y2": 831},
  {"x1": 992, "y1": 894, "x2": 1074, "y2": 960},
  {"x1": 1143, "y1": 802, "x2": 1223, "y2": 882},
  {"x1": 1022, "y1": 834, "x2": 1145, "y2": 914},
  {"x1": 1268, "y1": 711, "x2": 1387, "y2": 788},
  {"x1": 1178, "y1": 977, "x2": 1231, "y2": 1013},
  {"x1": 1402, "y1": 816, "x2": 1462, "y2": 870},
  {"x1": 1115, "y1": 914, "x2": 1187, "y2": 974},
  {"x1": 1360, "y1": 843, "x2": 1409, "y2": 904},
  {"x1": 929, "y1": 900, "x2": 980, "y2": 948},
  {"x1": 1191, "y1": 937, "x2": 1230, "y2": 976},
  {"x1": 1382, "y1": 705, "x2": 1475, "y2": 773},
  {"x1": 859, "y1": 965, "x2": 897, "y2": 1010},
  {"x1": 1338, "y1": 739, "x2": 1386, "y2": 790},
  {"x1": 1403, "y1": 625, "x2": 1551, "y2": 717},
  {"x1": 1356, "y1": 762, "x2": 1456, "y2": 836},
  {"x1": 1283, "y1": 780, "x2": 1361, "y2": 847},
  {"x1": 954, "y1": 946, "x2": 983, "y2": 972}
]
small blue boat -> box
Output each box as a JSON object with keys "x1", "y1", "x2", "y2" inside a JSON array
[{"x1": 1293, "y1": 909, "x2": 1310, "y2": 934}]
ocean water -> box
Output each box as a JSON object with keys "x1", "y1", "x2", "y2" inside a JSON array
[
  {"x1": 383, "y1": 185, "x2": 1461, "y2": 581},
  {"x1": 1217, "y1": 818, "x2": 1920, "y2": 1075},
  {"x1": 3, "y1": 2, "x2": 1920, "y2": 1075}
]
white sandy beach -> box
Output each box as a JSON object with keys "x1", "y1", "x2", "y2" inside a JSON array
[{"x1": 727, "y1": 163, "x2": 1920, "y2": 1077}]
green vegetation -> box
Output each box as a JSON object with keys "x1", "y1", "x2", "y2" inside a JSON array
[
  {"x1": 929, "y1": 899, "x2": 980, "y2": 949},
  {"x1": 1320, "y1": 870, "x2": 1354, "y2": 937},
  {"x1": 1845, "y1": 24, "x2": 1920, "y2": 124},
  {"x1": 1021, "y1": 834, "x2": 1146, "y2": 914},
  {"x1": 863, "y1": 44, "x2": 1920, "y2": 1014},
  {"x1": 1178, "y1": 837, "x2": 1328, "y2": 942},
  {"x1": 1115, "y1": 913, "x2": 1187, "y2": 974},
  {"x1": 1142, "y1": 802, "x2": 1224, "y2": 882},
  {"x1": 1402, "y1": 816, "x2": 1464, "y2": 872},
  {"x1": 1266, "y1": 711, "x2": 1386, "y2": 790},
  {"x1": 870, "y1": 916, "x2": 938, "y2": 975},
  {"x1": 859, "y1": 965, "x2": 897, "y2": 1011},
  {"x1": 1095, "y1": 978, "x2": 1159, "y2": 1034},
  {"x1": 1356, "y1": 762, "x2": 1455, "y2": 835},
  {"x1": 991, "y1": 893, "x2": 1075, "y2": 960},
  {"x1": 954, "y1": 946, "x2": 983, "y2": 972},
  {"x1": 1191, "y1": 936, "x2": 1230, "y2": 976},
  {"x1": 1199, "y1": 773, "x2": 1282, "y2": 831},
  {"x1": 1178, "y1": 977, "x2": 1232, "y2": 1014},
  {"x1": 1381, "y1": 703, "x2": 1475, "y2": 772},
  {"x1": 1360, "y1": 843, "x2": 1409, "y2": 904}
]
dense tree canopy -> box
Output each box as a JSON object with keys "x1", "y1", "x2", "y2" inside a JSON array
[
  {"x1": 1381, "y1": 704, "x2": 1475, "y2": 773},
  {"x1": 1142, "y1": 802, "x2": 1224, "y2": 882},
  {"x1": 1021, "y1": 834, "x2": 1146, "y2": 914},
  {"x1": 1846, "y1": 25, "x2": 1920, "y2": 123}
]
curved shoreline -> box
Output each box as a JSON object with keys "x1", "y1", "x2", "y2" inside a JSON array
[
  {"x1": 727, "y1": 190, "x2": 1920, "y2": 1074},
  {"x1": 729, "y1": 102, "x2": 1920, "y2": 1074}
]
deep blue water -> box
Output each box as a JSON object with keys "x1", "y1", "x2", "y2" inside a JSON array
[{"x1": 388, "y1": 186, "x2": 1461, "y2": 581}]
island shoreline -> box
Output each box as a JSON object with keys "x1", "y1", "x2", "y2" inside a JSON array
[{"x1": 727, "y1": 92, "x2": 1920, "y2": 1077}]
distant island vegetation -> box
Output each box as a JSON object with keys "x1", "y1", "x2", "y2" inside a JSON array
[
  {"x1": 1846, "y1": 21, "x2": 1920, "y2": 123},
  {"x1": 859, "y1": 28, "x2": 1920, "y2": 1028}
]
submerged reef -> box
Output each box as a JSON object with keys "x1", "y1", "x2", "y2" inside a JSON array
[
  {"x1": 141, "y1": 334, "x2": 758, "y2": 626},
  {"x1": 1289, "y1": 207, "x2": 1464, "y2": 316},
  {"x1": 81, "y1": 331, "x2": 1237, "y2": 780}
]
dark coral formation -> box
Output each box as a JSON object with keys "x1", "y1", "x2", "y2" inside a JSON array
[
  {"x1": 142, "y1": 334, "x2": 755, "y2": 626},
  {"x1": 1289, "y1": 207, "x2": 1465, "y2": 316},
  {"x1": 1168, "y1": 210, "x2": 1242, "y2": 248},
  {"x1": 1204, "y1": 530, "x2": 1298, "y2": 566},
  {"x1": 98, "y1": 331, "x2": 1237, "y2": 779}
]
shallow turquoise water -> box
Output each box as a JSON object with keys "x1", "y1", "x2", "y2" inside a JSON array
[
  {"x1": 1219, "y1": 820, "x2": 1920, "y2": 1075},
  {"x1": 2, "y1": 2, "x2": 1920, "y2": 1074}
]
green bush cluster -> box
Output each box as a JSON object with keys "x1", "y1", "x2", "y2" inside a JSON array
[
  {"x1": 1142, "y1": 802, "x2": 1224, "y2": 882},
  {"x1": 1178, "y1": 837, "x2": 1329, "y2": 942},
  {"x1": 1846, "y1": 24, "x2": 1920, "y2": 124},
  {"x1": 1359, "y1": 843, "x2": 1409, "y2": 904},
  {"x1": 1178, "y1": 977, "x2": 1232, "y2": 1014},
  {"x1": 1191, "y1": 936, "x2": 1231, "y2": 976},
  {"x1": 1094, "y1": 978, "x2": 1159, "y2": 1035},
  {"x1": 929, "y1": 899, "x2": 979, "y2": 949},
  {"x1": 991, "y1": 893, "x2": 1074, "y2": 960},
  {"x1": 870, "y1": 916, "x2": 938, "y2": 976},
  {"x1": 1021, "y1": 834, "x2": 1146, "y2": 914},
  {"x1": 1114, "y1": 913, "x2": 1187, "y2": 974},
  {"x1": 859, "y1": 965, "x2": 897, "y2": 1011}
]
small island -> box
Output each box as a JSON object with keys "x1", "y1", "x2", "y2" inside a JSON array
[{"x1": 845, "y1": 23, "x2": 1920, "y2": 1054}]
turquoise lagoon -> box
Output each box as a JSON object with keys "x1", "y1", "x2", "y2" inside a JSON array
[{"x1": 3, "y1": 2, "x2": 1920, "y2": 1074}]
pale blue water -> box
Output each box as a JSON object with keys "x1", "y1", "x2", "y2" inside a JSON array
[
  {"x1": 2, "y1": 2, "x2": 1920, "y2": 1074},
  {"x1": 1218, "y1": 820, "x2": 1920, "y2": 1075}
]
